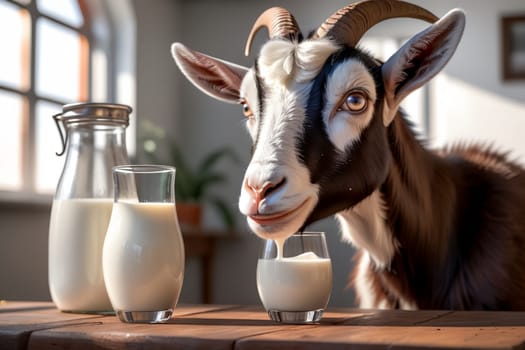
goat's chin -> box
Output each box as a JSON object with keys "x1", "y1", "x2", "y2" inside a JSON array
[
  {"x1": 247, "y1": 220, "x2": 301, "y2": 241},
  {"x1": 246, "y1": 199, "x2": 315, "y2": 240}
]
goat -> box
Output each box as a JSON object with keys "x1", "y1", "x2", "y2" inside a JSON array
[{"x1": 171, "y1": 0, "x2": 525, "y2": 310}]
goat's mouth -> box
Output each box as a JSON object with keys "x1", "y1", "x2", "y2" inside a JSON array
[{"x1": 247, "y1": 199, "x2": 312, "y2": 237}]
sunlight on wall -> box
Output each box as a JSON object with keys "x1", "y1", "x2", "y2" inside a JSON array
[
  {"x1": 92, "y1": 49, "x2": 108, "y2": 101},
  {"x1": 431, "y1": 74, "x2": 525, "y2": 165},
  {"x1": 118, "y1": 72, "x2": 137, "y2": 155},
  {"x1": 360, "y1": 37, "x2": 426, "y2": 135}
]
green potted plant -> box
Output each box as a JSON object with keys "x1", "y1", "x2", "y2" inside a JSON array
[{"x1": 140, "y1": 121, "x2": 240, "y2": 230}]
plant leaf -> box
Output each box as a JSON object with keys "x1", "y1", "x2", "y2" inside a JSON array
[
  {"x1": 198, "y1": 147, "x2": 241, "y2": 175},
  {"x1": 168, "y1": 141, "x2": 198, "y2": 201},
  {"x1": 138, "y1": 120, "x2": 241, "y2": 208},
  {"x1": 208, "y1": 196, "x2": 236, "y2": 229},
  {"x1": 193, "y1": 173, "x2": 227, "y2": 199}
]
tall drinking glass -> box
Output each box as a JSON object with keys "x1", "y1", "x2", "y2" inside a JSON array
[
  {"x1": 257, "y1": 232, "x2": 332, "y2": 324},
  {"x1": 102, "y1": 165, "x2": 184, "y2": 323}
]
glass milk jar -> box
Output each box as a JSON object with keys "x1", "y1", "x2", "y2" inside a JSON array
[
  {"x1": 103, "y1": 165, "x2": 185, "y2": 323},
  {"x1": 48, "y1": 103, "x2": 131, "y2": 313}
]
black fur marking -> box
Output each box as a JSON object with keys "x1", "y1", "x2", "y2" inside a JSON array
[
  {"x1": 298, "y1": 48, "x2": 389, "y2": 225},
  {"x1": 252, "y1": 60, "x2": 265, "y2": 154}
]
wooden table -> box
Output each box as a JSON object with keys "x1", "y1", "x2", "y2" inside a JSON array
[{"x1": 1, "y1": 301, "x2": 524, "y2": 349}]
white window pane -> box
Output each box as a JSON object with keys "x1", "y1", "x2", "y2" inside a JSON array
[
  {"x1": 37, "y1": 0, "x2": 83, "y2": 28},
  {"x1": 35, "y1": 100, "x2": 64, "y2": 194},
  {"x1": 0, "y1": 91, "x2": 24, "y2": 191},
  {"x1": 36, "y1": 18, "x2": 85, "y2": 102},
  {"x1": 0, "y1": 1, "x2": 29, "y2": 89}
]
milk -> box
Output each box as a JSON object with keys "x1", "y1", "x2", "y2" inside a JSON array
[
  {"x1": 257, "y1": 252, "x2": 332, "y2": 311},
  {"x1": 102, "y1": 201, "x2": 184, "y2": 312},
  {"x1": 275, "y1": 237, "x2": 286, "y2": 259},
  {"x1": 48, "y1": 198, "x2": 113, "y2": 312}
]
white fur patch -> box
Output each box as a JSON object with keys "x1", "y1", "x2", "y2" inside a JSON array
[
  {"x1": 355, "y1": 251, "x2": 418, "y2": 310},
  {"x1": 238, "y1": 39, "x2": 340, "y2": 238},
  {"x1": 354, "y1": 252, "x2": 377, "y2": 309},
  {"x1": 236, "y1": 39, "x2": 341, "y2": 239},
  {"x1": 322, "y1": 60, "x2": 377, "y2": 152},
  {"x1": 239, "y1": 73, "x2": 320, "y2": 237},
  {"x1": 336, "y1": 191, "x2": 397, "y2": 269},
  {"x1": 240, "y1": 69, "x2": 259, "y2": 139},
  {"x1": 258, "y1": 38, "x2": 339, "y2": 85},
  {"x1": 399, "y1": 299, "x2": 418, "y2": 310}
]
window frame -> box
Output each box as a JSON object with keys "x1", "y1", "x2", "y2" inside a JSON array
[{"x1": 0, "y1": 0, "x2": 136, "y2": 204}]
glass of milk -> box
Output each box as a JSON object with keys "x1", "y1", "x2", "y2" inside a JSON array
[
  {"x1": 257, "y1": 232, "x2": 332, "y2": 324},
  {"x1": 102, "y1": 165, "x2": 185, "y2": 323}
]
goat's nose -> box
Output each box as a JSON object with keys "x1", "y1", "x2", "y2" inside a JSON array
[{"x1": 245, "y1": 178, "x2": 286, "y2": 206}]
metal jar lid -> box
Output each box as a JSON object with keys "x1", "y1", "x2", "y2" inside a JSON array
[
  {"x1": 55, "y1": 102, "x2": 132, "y2": 126},
  {"x1": 53, "y1": 102, "x2": 133, "y2": 156}
]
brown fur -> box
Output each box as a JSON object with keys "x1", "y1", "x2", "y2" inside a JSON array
[{"x1": 352, "y1": 112, "x2": 525, "y2": 310}]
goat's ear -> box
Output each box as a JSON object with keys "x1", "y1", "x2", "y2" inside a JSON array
[
  {"x1": 171, "y1": 42, "x2": 249, "y2": 104},
  {"x1": 381, "y1": 9, "x2": 465, "y2": 126}
]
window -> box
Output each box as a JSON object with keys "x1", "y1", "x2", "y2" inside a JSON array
[{"x1": 0, "y1": 0, "x2": 136, "y2": 202}]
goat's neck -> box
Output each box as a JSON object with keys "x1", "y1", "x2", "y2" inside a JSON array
[
  {"x1": 382, "y1": 115, "x2": 454, "y2": 257},
  {"x1": 337, "y1": 114, "x2": 454, "y2": 271}
]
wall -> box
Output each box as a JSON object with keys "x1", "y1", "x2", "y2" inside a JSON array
[
  {"x1": 424, "y1": 1, "x2": 525, "y2": 159},
  {"x1": 0, "y1": 203, "x2": 50, "y2": 300},
  {"x1": 133, "y1": 0, "x2": 183, "y2": 153}
]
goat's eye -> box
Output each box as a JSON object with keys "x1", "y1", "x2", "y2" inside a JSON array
[
  {"x1": 240, "y1": 99, "x2": 253, "y2": 118},
  {"x1": 243, "y1": 104, "x2": 252, "y2": 117},
  {"x1": 340, "y1": 90, "x2": 368, "y2": 114}
]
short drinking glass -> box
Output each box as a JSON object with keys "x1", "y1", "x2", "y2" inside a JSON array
[
  {"x1": 257, "y1": 232, "x2": 332, "y2": 324},
  {"x1": 102, "y1": 165, "x2": 185, "y2": 323}
]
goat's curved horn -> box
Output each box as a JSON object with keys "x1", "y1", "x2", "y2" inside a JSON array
[
  {"x1": 244, "y1": 7, "x2": 301, "y2": 57},
  {"x1": 314, "y1": 0, "x2": 438, "y2": 46}
]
